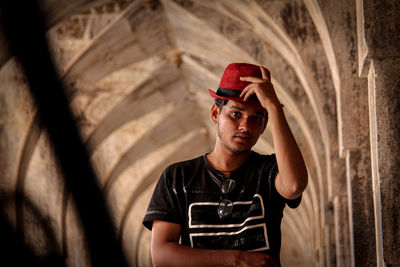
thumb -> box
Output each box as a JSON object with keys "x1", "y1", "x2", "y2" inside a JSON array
[{"x1": 260, "y1": 66, "x2": 271, "y2": 81}]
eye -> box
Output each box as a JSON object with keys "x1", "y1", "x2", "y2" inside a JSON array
[
  {"x1": 251, "y1": 116, "x2": 263, "y2": 123},
  {"x1": 231, "y1": 111, "x2": 241, "y2": 119}
]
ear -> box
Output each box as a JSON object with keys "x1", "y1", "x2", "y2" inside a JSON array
[{"x1": 210, "y1": 104, "x2": 219, "y2": 124}]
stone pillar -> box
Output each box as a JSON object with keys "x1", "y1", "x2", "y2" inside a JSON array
[
  {"x1": 317, "y1": 0, "x2": 377, "y2": 265},
  {"x1": 368, "y1": 59, "x2": 400, "y2": 266},
  {"x1": 357, "y1": 0, "x2": 400, "y2": 266},
  {"x1": 333, "y1": 194, "x2": 351, "y2": 267},
  {"x1": 346, "y1": 149, "x2": 376, "y2": 267}
]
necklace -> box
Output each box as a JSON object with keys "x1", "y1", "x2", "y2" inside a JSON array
[{"x1": 215, "y1": 169, "x2": 235, "y2": 173}]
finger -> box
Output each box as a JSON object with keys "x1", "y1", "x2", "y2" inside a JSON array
[
  {"x1": 260, "y1": 66, "x2": 271, "y2": 81},
  {"x1": 240, "y1": 86, "x2": 251, "y2": 101},
  {"x1": 242, "y1": 90, "x2": 251, "y2": 102},
  {"x1": 239, "y1": 83, "x2": 255, "y2": 98},
  {"x1": 240, "y1": 76, "x2": 264, "y2": 83},
  {"x1": 242, "y1": 87, "x2": 256, "y2": 102}
]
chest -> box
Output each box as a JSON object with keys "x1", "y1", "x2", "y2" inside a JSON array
[{"x1": 182, "y1": 168, "x2": 272, "y2": 225}]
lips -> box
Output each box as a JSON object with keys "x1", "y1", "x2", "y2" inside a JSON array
[{"x1": 233, "y1": 134, "x2": 252, "y2": 142}]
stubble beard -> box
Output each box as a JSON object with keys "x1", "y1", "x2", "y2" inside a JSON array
[{"x1": 217, "y1": 121, "x2": 251, "y2": 155}]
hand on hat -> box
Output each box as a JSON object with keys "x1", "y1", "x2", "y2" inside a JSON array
[{"x1": 239, "y1": 66, "x2": 283, "y2": 112}]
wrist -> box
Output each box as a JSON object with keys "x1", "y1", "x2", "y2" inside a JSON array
[{"x1": 265, "y1": 101, "x2": 284, "y2": 117}]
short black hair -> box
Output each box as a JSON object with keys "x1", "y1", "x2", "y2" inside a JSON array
[
  {"x1": 214, "y1": 98, "x2": 268, "y2": 118},
  {"x1": 214, "y1": 98, "x2": 228, "y2": 110}
]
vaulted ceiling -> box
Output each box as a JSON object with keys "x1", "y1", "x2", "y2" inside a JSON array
[{"x1": 1, "y1": 0, "x2": 355, "y2": 266}]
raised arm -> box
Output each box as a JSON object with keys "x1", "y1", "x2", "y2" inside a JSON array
[
  {"x1": 240, "y1": 66, "x2": 308, "y2": 200},
  {"x1": 151, "y1": 220, "x2": 279, "y2": 267},
  {"x1": 266, "y1": 103, "x2": 308, "y2": 199}
]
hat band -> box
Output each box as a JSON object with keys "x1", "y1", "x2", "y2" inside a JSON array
[
  {"x1": 216, "y1": 87, "x2": 242, "y2": 98},
  {"x1": 216, "y1": 87, "x2": 258, "y2": 101}
]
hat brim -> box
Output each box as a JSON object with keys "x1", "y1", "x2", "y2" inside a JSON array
[{"x1": 208, "y1": 89, "x2": 244, "y2": 102}]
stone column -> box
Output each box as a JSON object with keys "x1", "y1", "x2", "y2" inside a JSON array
[
  {"x1": 317, "y1": 0, "x2": 376, "y2": 265},
  {"x1": 357, "y1": 0, "x2": 400, "y2": 266},
  {"x1": 346, "y1": 149, "x2": 376, "y2": 267}
]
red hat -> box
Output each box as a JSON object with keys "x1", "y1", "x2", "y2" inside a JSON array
[{"x1": 208, "y1": 63, "x2": 262, "y2": 102}]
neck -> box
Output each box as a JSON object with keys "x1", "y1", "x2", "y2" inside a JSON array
[{"x1": 207, "y1": 144, "x2": 252, "y2": 173}]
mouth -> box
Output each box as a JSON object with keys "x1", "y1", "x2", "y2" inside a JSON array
[{"x1": 233, "y1": 134, "x2": 252, "y2": 142}]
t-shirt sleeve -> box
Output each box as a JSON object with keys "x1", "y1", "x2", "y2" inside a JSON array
[
  {"x1": 285, "y1": 194, "x2": 302, "y2": 208},
  {"x1": 270, "y1": 154, "x2": 302, "y2": 209},
  {"x1": 142, "y1": 166, "x2": 182, "y2": 230}
]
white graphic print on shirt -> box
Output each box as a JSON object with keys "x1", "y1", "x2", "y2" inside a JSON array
[{"x1": 188, "y1": 194, "x2": 269, "y2": 252}]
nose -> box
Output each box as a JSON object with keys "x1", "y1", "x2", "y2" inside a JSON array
[{"x1": 238, "y1": 117, "x2": 250, "y2": 133}]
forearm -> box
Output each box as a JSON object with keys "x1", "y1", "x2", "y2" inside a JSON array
[
  {"x1": 152, "y1": 220, "x2": 279, "y2": 267},
  {"x1": 152, "y1": 242, "x2": 238, "y2": 267},
  {"x1": 268, "y1": 104, "x2": 308, "y2": 199},
  {"x1": 152, "y1": 242, "x2": 278, "y2": 267},
  {"x1": 238, "y1": 65, "x2": 307, "y2": 198}
]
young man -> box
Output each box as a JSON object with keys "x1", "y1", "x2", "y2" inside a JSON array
[{"x1": 142, "y1": 63, "x2": 308, "y2": 267}]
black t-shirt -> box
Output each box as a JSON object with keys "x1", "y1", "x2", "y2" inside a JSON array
[{"x1": 143, "y1": 151, "x2": 301, "y2": 263}]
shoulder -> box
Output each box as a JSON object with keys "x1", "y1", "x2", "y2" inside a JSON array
[
  {"x1": 163, "y1": 154, "x2": 205, "y2": 175},
  {"x1": 251, "y1": 151, "x2": 277, "y2": 167},
  {"x1": 159, "y1": 155, "x2": 205, "y2": 190}
]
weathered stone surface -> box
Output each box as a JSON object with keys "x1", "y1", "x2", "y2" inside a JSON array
[
  {"x1": 362, "y1": 0, "x2": 400, "y2": 58},
  {"x1": 347, "y1": 149, "x2": 376, "y2": 267},
  {"x1": 372, "y1": 58, "x2": 400, "y2": 266}
]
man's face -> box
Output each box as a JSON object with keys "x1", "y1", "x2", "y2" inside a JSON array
[{"x1": 212, "y1": 100, "x2": 267, "y2": 154}]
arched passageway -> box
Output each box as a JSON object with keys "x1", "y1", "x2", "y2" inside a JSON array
[{"x1": 0, "y1": 0, "x2": 398, "y2": 266}]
